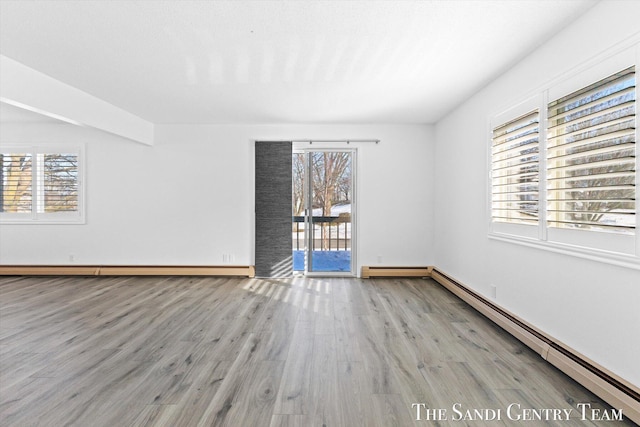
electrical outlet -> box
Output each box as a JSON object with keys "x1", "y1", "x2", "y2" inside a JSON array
[
  {"x1": 490, "y1": 284, "x2": 497, "y2": 299},
  {"x1": 69, "y1": 254, "x2": 75, "y2": 263},
  {"x1": 377, "y1": 255, "x2": 382, "y2": 264}
]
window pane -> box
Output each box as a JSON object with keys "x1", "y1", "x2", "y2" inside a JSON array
[
  {"x1": 492, "y1": 110, "x2": 540, "y2": 225},
  {"x1": 0, "y1": 153, "x2": 32, "y2": 213},
  {"x1": 41, "y1": 153, "x2": 79, "y2": 213},
  {"x1": 547, "y1": 66, "x2": 635, "y2": 233}
]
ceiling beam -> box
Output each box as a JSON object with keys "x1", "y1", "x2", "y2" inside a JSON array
[{"x1": 0, "y1": 55, "x2": 154, "y2": 146}]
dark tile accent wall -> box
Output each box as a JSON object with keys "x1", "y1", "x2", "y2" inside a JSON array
[{"x1": 255, "y1": 141, "x2": 293, "y2": 277}]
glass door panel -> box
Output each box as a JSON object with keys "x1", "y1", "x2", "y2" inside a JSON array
[
  {"x1": 309, "y1": 151, "x2": 352, "y2": 272},
  {"x1": 292, "y1": 152, "x2": 306, "y2": 272},
  {"x1": 292, "y1": 150, "x2": 354, "y2": 275}
]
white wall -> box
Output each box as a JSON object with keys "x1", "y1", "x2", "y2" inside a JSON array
[
  {"x1": 0, "y1": 122, "x2": 434, "y2": 272},
  {"x1": 434, "y1": 1, "x2": 640, "y2": 386}
]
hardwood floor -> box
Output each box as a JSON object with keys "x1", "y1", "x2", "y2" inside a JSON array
[{"x1": 0, "y1": 276, "x2": 634, "y2": 426}]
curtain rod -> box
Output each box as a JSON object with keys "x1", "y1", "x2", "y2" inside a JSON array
[{"x1": 292, "y1": 139, "x2": 380, "y2": 144}]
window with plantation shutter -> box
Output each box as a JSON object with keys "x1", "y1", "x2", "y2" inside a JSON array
[
  {"x1": 491, "y1": 110, "x2": 540, "y2": 225},
  {"x1": 547, "y1": 66, "x2": 635, "y2": 233},
  {"x1": 489, "y1": 46, "x2": 639, "y2": 264},
  {"x1": 0, "y1": 145, "x2": 84, "y2": 223}
]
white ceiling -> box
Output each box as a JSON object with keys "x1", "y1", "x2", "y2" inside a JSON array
[{"x1": 0, "y1": 0, "x2": 597, "y2": 125}]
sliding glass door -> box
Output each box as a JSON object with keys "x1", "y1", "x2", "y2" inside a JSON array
[{"x1": 292, "y1": 149, "x2": 355, "y2": 275}]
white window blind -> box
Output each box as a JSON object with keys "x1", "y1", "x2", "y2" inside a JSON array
[
  {"x1": 491, "y1": 110, "x2": 540, "y2": 225},
  {"x1": 547, "y1": 66, "x2": 636, "y2": 233}
]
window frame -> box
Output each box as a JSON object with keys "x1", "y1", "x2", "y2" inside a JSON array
[
  {"x1": 488, "y1": 44, "x2": 639, "y2": 269},
  {"x1": 0, "y1": 143, "x2": 85, "y2": 224}
]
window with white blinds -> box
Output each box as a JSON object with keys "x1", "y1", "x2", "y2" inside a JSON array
[
  {"x1": 547, "y1": 66, "x2": 635, "y2": 234},
  {"x1": 491, "y1": 110, "x2": 540, "y2": 225},
  {"x1": 0, "y1": 146, "x2": 83, "y2": 223}
]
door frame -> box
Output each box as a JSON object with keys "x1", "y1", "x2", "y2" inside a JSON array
[{"x1": 293, "y1": 146, "x2": 357, "y2": 277}]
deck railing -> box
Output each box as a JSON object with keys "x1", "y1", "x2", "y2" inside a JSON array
[{"x1": 292, "y1": 215, "x2": 351, "y2": 251}]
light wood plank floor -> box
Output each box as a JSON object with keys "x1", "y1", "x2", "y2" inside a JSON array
[{"x1": 0, "y1": 276, "x2": 634, "y2": 426}]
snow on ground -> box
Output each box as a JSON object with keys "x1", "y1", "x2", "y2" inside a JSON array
[{"x1": 293, "y1": 250, "x2": 351, "y2": 272}]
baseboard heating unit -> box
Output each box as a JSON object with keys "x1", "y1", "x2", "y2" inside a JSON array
[
  {"x1": 0, "y1": 265, "x2": 256, "y2": 277},
  {"x1": 430, "y1": 268, "x2": 639, "y2": 425}
]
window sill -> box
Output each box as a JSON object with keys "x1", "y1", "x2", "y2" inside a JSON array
[
  {"x1": 488, "y1": 231, "x2": 640, "y2": 271},
  {"x1": 0, "y1": 218, "x2": 85, "y2": 225}
]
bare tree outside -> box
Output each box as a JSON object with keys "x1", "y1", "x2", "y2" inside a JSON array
[
  {"x1": 292, "y1": 153, "x2": 305, "y2": 218},
  {"x1": 42, "y1": 154, "x2": 79, "y2": 212},
  {"x1": 292, "y1": 151, "x2": 352, "y2": 251}
]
